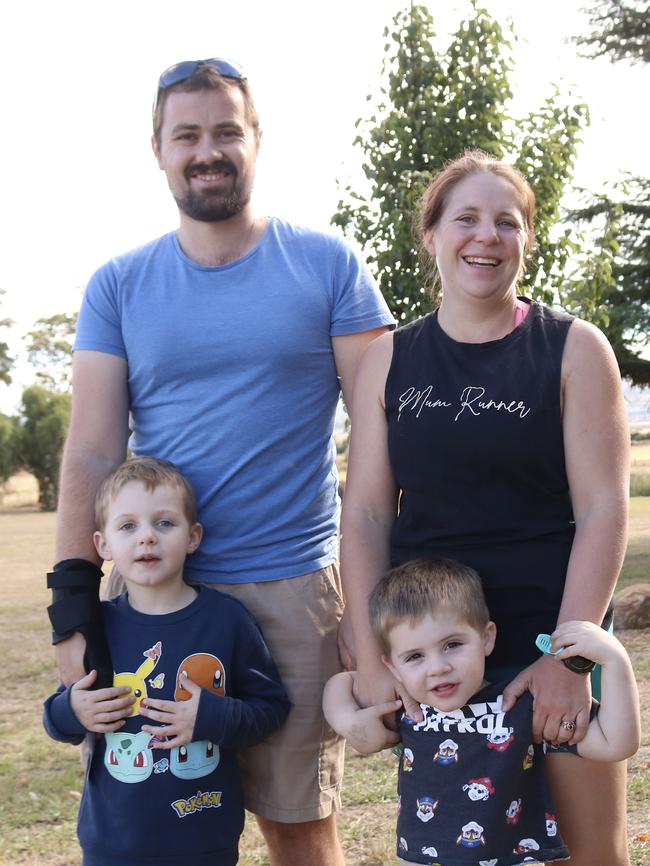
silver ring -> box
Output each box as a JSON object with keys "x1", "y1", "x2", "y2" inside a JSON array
[{"x1": 560, "y1": 720, "x2": 576, "y2": 732}]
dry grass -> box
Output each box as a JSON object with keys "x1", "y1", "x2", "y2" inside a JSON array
[{"x1": 0, "y1": 505, "x2": 648, "y2": 866}]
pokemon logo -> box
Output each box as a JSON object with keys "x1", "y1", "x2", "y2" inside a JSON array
[{"x1": 171, "y1": 790, "x2": 223, "y2": 818}]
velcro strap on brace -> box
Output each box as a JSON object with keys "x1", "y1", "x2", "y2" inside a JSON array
[
  {"x1": 47, "y1": 592, "x2": 103, "y2": 635},
  {"x1": 47, "y1": 566, "x2": 103, "y2": 590}
]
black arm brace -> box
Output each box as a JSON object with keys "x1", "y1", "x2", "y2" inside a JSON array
[{"x1": 47, "y1": 559, "x2": 113, "y2": 689}]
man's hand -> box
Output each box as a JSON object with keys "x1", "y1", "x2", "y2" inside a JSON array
[
  {"x1": 501, "y1": 654, "x2": 591, "y2": 746},
  {"x1": 140, "y1": 671, "x2": 201, "y2": 749},
  {"x1": 69, "y1": 669, "x2": 135, "y2": 732},
  {"x1": 56, "y1": 632, "x2": 89, "y2": 688}
]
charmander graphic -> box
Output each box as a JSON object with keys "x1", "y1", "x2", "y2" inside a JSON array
[{"x1": 175, "y1": 653, "x2": 225, "y2": 698}]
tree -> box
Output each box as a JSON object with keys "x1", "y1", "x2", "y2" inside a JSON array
[
  {"x1": 0, "y1": 289, "x2": 14, "y2": 386},
  {"x1": 567, "y1": 179, "x2": 650, "y2": 383},
  {"x1": 568, "y1": 0, "x2": 650, "y2": 384},
  {"x1": 575, "y1": 0, "x2": 650, "y2": 64},
  {"x1": 24, "y1": 312, "x2": 77, "y2": 392},
  {"x1": 17, "y1": 385, "x2": 71, "y2": 510},
  {"x1": 0, "y1": 412, "x2": 20, "y2": 483},
  {"x1": 333, "y1": 3, "x2": 589, "y2": 322}
]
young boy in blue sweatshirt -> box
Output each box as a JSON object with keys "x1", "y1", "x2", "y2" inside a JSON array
[{"x1": 44, "y1": 457, "x2": 290, "y2": 866}]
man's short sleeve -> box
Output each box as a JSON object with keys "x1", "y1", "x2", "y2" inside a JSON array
[
  {"x1": 74, "y1": 260, "x2": 127, "y2": 359},
  {"x1": 329, "y1": 237, "x2": 395, "y2": 336}
]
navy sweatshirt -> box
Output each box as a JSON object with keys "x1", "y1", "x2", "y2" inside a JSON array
[{"x1": 44, "y1": 587, "x2": 290, "y2": 866}]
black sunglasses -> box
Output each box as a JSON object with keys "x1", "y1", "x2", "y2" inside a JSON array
[
  {"x1": 153, "y1": 58, "x2": 246, "y2": 119},
  {"x1": 158, "y1": 58, "x2": 246, "y2": 91}
]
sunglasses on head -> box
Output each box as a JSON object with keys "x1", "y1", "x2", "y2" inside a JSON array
[
  {"x1": 153, "y1": 58, "x2": 246, "y2": 119},
  {"x1": 157, "y1": 58, "x2": 246, "y2": 92}
]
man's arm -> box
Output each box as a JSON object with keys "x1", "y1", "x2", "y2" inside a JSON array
[
  {"x1": 53, "y1": 351, "x2": 130, "y2": 686},
  {"x1": 332, "y1": 327, "x2": 390, "y2": 417}
]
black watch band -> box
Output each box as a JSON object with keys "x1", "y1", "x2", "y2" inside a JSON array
[{"x1": 562, "y1": 655, "x2": 596, "y2": 674}]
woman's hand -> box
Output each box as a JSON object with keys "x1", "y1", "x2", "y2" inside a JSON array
[
  {"x1": 501, "y1": 654, "x2": 591, "y2": 745},
  {"x1": 353, "y1": 661, "x2": 423, "y2": 725}
]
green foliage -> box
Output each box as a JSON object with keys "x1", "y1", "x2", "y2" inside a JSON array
[
  {"x1": 0, "y1": 413, "x2": 20, "y2": 483},
  {"x1": 333, "y1": 4, "x2": 589, "y2": 322},
  {"x1": 575, "y1": 0, "x2": 650, "y2": 64},
  {"x1": 515, "y1": 93, "x2": 589, "y2": 303},
  {"x1": 24, "y1": 312, "x2": 77, "y2": 392},
  {"x1": 16, "y1": 385, "x2": 71, "y2": 510},
  {"x1": 0, "y1": 289, "x2": 14, "y2": 386}
]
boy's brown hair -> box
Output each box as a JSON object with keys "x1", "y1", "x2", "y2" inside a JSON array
[
  {"x1": 368, "y1": 558, "x2": 491, "y2": 656},
  {"x1": 95, "y1": 456, "x2": 198, "y2": 530}
]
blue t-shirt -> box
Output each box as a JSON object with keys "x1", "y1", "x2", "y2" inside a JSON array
[{"x1": 75, "y1": 219, "x2": 394, "y2": 583}]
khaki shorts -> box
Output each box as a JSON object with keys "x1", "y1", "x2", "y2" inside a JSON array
[{"x1": 203, "y1": 564, "x2": 346, "y2": 823}]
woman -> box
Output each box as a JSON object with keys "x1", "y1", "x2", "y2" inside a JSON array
[{"x1": 341, "y1": 150, "x2": 631, "y2": 865}]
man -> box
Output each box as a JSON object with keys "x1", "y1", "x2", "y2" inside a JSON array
[{"x1": 50, "y1": 59, "x2": 393, "y2": 866}]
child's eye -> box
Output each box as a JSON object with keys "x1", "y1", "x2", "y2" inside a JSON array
[
  {"x1": 445, "y1": 641, "x2": 463, "y2": 651},
  {"x1": 405, "y1": 652, "x2": 423, "y2": 663},
  {"x1": 156, "y1": 519, "x2": 174, "y2": 528},
  {"x1": 119, "y1": 522, "x2": 136, "y2": 531}
]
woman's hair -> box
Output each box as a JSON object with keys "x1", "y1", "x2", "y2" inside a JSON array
[
  {"x1": 368, "y1": 558, "x2": 491, "y2": 656},
  {"x1": 416, "y1": 149, "x2": 537, "y2": 294},
  {"x1": 95, "y1": 456, "x2": 198, "y2": 530}
]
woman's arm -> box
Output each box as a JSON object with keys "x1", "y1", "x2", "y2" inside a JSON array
[
  {"x1": 558, "y1": 320, "x2": 629, "y2": 628},
  {"x1": 340, "y1": 333, "x2": 402, "y2": 710},
  {"x1": 503, "y1": 320, "x2": 629, "y2": 744}
]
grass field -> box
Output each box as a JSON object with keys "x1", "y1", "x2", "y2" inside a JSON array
[{"x1": 0, "y1": 502, "x2": 648, "y2": 866}]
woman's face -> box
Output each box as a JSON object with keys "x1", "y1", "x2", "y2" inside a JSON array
[{"x1": 423, "y1": 171, "x2": 527, "y2": 304}]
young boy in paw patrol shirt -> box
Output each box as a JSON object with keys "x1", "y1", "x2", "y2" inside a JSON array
[
  {"x1": 324, "y1": 559, "x2": 639, "y2": 866},
  {"x1": 44, "y1": 457, "x2": 290, "y2": 866}
]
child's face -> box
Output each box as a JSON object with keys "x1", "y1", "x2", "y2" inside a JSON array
[
  {"x1": 384, "y1": 609, "x2": 496, "y2": 711},
  {"x1": 94, "y1": 481, "x2": 202, "y2": 592}
]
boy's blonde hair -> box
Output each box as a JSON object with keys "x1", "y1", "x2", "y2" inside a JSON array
[
  {"x1": 369, "y1": 558, "x2": 490, "y2": 656},
  {"x1": 95, "y1": 456, "x2": 198, "y2": 530}
]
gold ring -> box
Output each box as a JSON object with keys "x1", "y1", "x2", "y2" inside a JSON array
[{"x1": 560, "y1": 720, "x2": 576, "y2": 731}]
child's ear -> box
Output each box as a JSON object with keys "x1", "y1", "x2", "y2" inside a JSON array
[
  {"x1": 483, "y1": 621, "x2": 497, "y2": 657},
  {"x1": 186, "y1": 522, "x2": 203, "y2": 554},
  {"x1": 93, "y1": 530, "x2": 110, "y2": 561}
]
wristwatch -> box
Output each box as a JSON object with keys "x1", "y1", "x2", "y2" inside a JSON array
[
  {"x1": 562, "y1": 655, "x2": 596, "y2": 674},
  {"x1": 561, "y1": 600, "x2": 614, "y2": 675}
]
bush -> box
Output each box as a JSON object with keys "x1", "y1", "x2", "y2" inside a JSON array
[{"x1": 16, "y1": 386, "x2": 71, "y2": 510}]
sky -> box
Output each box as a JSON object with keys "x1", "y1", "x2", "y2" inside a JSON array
[{"x1": 1, "y1": 0, "x2": 648, "y2": 413}]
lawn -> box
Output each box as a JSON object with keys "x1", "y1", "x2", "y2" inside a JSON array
[{"x1": 0, "y1": 502, "x2": 648, "y2": 866}]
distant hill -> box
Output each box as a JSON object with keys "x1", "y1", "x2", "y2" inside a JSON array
[{"x1": 625, "y1": 384, "x2": 650, "y2": 432}]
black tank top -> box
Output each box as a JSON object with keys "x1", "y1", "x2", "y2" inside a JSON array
[{"x1": 385, "y1": 301, "x2": 575, "y2": 667}]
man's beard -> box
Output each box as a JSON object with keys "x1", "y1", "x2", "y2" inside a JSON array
[{"x1": 174, "y1": 160, "x2": 252, "y2": 222}]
